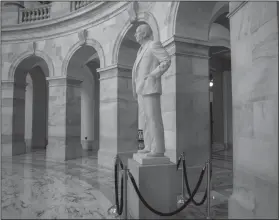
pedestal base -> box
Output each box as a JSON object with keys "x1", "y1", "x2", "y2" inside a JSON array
[
  {"x1": 133, "y1": 153, "x2": 170, "y2": 165},
  {"x1": 46, "y1": 137, "x2": 83, "y2": 161},
  {"x1": 81, "y1": 140, "x2": 93, "y2": 150},
  {"x1": 127, "y1": 158, "x2": 180, "y2": 219}
]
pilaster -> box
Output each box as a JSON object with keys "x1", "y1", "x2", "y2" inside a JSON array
[
  {"x1": 162, "y1": 39, "x2": 210, "y2": 190},
  {"x1": 97, "y1": 64, "x2": 138, "y2": 169},
  {"x1": 46, "y1": 76, "x2": 83, "y2": 161}
]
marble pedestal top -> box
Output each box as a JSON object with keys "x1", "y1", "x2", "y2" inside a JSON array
[{"x1": 133, "y1": 153, "x2": 171, "y2": 165}]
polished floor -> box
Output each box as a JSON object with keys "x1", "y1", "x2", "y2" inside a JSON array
[
  {"x1": 178, "y1": 146, "x2": 233, "y2": 219},
  {"x1": 1, "y1": 147, "x2": 232, "y2": 219}
]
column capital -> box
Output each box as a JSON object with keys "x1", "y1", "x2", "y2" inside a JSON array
[
  {"x1": 163, "y1": 35, "x2": 210, "y2": 59},
  {"x1": 1, "y1": 80, "x2": 14, "y2": 87},
  {"x1": 97, "y1": 64, "x2": 132, "y2": 80},
  {"x1": 1, "y1": 80, "x2": 27, "y2": 89},
  {"x1": 46, "y1": 76, "x2": 82, "y2": 87}
]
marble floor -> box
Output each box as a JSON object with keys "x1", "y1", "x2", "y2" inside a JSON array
[
  {"x1": 1, "y1": 147, "x2": 232, "y2": 219},
  {"x1": 177, "y1": 147, "x2": 233, "y2": 219}
]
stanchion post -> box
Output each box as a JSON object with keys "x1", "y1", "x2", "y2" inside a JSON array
[
  {"x1": 206, "y1": 159, "x2": 211, "y2": 219},
  {"x1": 181, "y1": 153, "x2": 185, "y2": 199},
  {"x1": 177, "y1": 153, "x2": 186, "y2": 206},
  {"x1": 121, "y1": 165, "x2": 128, "y2": 219}
]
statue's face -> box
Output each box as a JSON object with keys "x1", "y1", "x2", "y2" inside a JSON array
[{"x1": 134, "y1": 27, "x2": 145, "y2": 44}]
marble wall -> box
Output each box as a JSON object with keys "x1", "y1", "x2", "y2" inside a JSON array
[{"x1": 228, "y1": 2, "x2": 278, "y2": 218}]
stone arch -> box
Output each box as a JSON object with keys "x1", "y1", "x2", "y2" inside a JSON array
[
  {"x1": 209, "y1": 23, "x2": 230, "y2": 48},
  {"x1": 8, "y1": 50, "x2": 54, "y2": 80},
  {"x1": 208, "y1": 2, "x2": 229, "y2": 32},
  {"x1": 62, "y1": 38, "x2": 105, "y2": 76},
  {"x1": 167, "y1": 1, "x2": 217, "y2": 41},
  {"x1": 167, "y1": 1, "x2": 180, "y2": 40},
  {"x1": 112, "y1": 11, "x2": 160, "y2": 64},
  {"x1": 9, "y1": 50, "x2": 51, "y2": 155}
]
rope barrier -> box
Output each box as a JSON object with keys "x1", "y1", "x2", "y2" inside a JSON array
[
  {"x1": 182, "y1": 158, "x2": 207, "y2": 206},
  {"x1": 114, "y1": 157, "x2": 124, "y2": 215},
  {"x1": 110, "y1": 153, "x2": 211, "y2": 218},
  {"x1": 127, "y1": 164, "x2": 206, "y2": 216}
]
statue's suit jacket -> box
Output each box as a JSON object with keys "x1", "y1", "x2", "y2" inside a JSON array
[{"x1": 132, "y1": 40, "x2": 170, "y2": 96}]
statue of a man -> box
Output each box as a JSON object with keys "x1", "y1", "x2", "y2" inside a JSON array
[{"x1": 132, "y1": 24, "x2": 171, "y2": 157}]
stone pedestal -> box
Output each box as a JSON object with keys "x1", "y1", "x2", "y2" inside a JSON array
[
  {"x1": 133, "y1": 153, "x2": 170, "y2": 165},
  {"x1": 127, "y1": 158, "x2": 180, "y2": 219},
  {"x1": 97, "y1": 65, "x2": 138, "y2": 169},
  {"x1": 46, "y1": 77, "x2": 83, "y2": 161}
]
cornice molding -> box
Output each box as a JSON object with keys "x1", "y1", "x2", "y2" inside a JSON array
[
  {"x1": 97, "y1": 64, "x2": 133, "y2": 73},
  {"x1": 2, "y1": 2, "x2": 129, "y2": 43},
  {"x1": 97, "y1": 64, "x2": 133, "y2": 80},
  {"x1": 163, "y1": 35, "x2": 212, "y2": 49}
]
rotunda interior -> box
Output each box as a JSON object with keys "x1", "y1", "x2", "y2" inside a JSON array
[{"x1": 1, "y1": 1, "x2": 278, "y2": 219}]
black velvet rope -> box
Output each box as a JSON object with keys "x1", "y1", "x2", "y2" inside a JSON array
[
  {"x1": 114, "y1": 158, "x2": 124, "y2": 215},
  {"x1": 127, "y1": 165, "x2": 206, "y2": 216},
  {"x1": 182, "y1": 158, "x2": 208, "y2": 206}
]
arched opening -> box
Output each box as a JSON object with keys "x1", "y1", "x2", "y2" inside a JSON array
[
  {"x1": 209, "y1": 46, "x2": 232, "y2": 153},
  {"x1": 208, "y1": 8, "x2": 233, "y2": 217},
  {"x1": 13, "y1": 55, "x2": 49, "y2": 154},
  {"x1": 174, "y1": 1, "x2": 216, "y2": 41},
  {"x1": 67, "y1": 45, "x2": 100, "y2": 155},
  {"x1": 118, "y1": 21, "x2": 147, "y2": 66},
  {"x1": 208, "y1": 10, "x2": 232, "y2": 153}
]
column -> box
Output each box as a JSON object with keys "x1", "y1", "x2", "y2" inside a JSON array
[
  {"x1": 162, "y1": 39, "x2": 210, "y2": 190},
  {"x1": 97, "y1": 64, "x2": 138, "y2": 169},
  {"x1": 1, "y1": 80, "x2": 27, "y2": 156},
  {"x1": 24, "y1": 75, "x2": 33, "y2": 152},
  {"x1": 228, "y1": 1, "x2": 278, "y2": 218},
  {"x1": 46, "y1": 77, "x2": 83, "y2": 161},
  {"x1": 81, "y1": 81, "x2": 94, "y2": 150},
  {"x1": 212, "y1": 70, "x2": 224, "y2": 147},
  {"x1": 222, "y1": 70, "x2": 233, "y2": 149}
]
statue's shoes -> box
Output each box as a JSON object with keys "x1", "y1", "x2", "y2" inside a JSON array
[
  {"x1": 145, "y1": 152, "x2": 164, "y2": 157},
  {"x1": 137, "y1": 149, "x2": 150, "y2": 154}
]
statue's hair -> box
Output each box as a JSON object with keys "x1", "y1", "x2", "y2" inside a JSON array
[{"x1": 137, "y1": 24, "x2": 153, "y2": 39}]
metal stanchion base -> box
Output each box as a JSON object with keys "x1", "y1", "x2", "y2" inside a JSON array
[
  {"x1": 177, "y1": 195, "x2": 187, "y2": 206},
  {"x1": 107, "y1": 205, "x2": 120, "y2": 218}
]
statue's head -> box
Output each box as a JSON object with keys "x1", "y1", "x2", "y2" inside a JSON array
[{"x1": 134, "y1": 24, "x2": 152, "y2": 44}]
